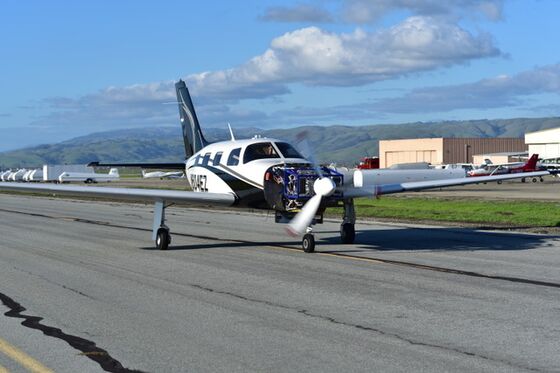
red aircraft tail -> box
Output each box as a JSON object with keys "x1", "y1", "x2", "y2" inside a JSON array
[{"x1": 522, "y1": 154, "x2": 539, "y2": 172}]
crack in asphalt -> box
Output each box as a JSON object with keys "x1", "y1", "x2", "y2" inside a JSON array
[
  {"x1": 13, "y1": 266, "x2": 95, "y2": 300},
  {"x1": 189, "y1": 282, "x2": 545, "y2": 372},
  {"x1": 0, "y1": 291, "x2": 146, "y2": 373}
]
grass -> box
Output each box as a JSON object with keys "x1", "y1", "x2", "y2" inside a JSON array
[{"x1": 328, "y1": 196, "x2": 560, "y2": 227}]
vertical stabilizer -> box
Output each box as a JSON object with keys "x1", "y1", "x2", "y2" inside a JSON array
[
  {"x1": 175, "y1": 80, "x2": 208, "y2": 159},
  {"x1": 523, "y1": 154, "x2": 539, "y2": 171}
]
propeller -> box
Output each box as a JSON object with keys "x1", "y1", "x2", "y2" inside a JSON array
[
  {"x1": 286, "y1": 132, "x2": 336, "y2": 236},
  {"x1": 286, "y1": 177, "x2": 336, "y2": 236}
]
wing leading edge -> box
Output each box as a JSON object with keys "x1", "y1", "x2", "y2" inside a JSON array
[
  {"x1": 343, "y1": 171, "x2": 550, "y2": 198},
  {"x1": 0, "y1": 182, "x2": 236, "y2": 205}
]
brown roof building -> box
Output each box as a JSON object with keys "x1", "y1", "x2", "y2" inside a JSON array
[{"x1": 379, "y1": 138, "x2": 527, "y2": 168}]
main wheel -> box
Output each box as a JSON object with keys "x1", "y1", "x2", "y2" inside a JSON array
[
  {"x1": 85, "y1": 178, "x2": 93, "y2": 184},
  {"x1": 532, "y1": 178, "x2": 538, "y2": 183},
  {"x1": 155, "y1": 228, "x2": 171, "y2": 250},
  {"x1": 521, "y1": 178, "x2": 526, "y2": 183},
  {"x1": 302, "y1": 234, "x2": 315, "y2": 253},
  {"x1": 340, "y1": 223, "x2": 355, "y2": 244}
]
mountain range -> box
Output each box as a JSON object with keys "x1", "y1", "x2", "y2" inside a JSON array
[{"x1": 2, "y1": 117, "x2": 560, "y2": 168}]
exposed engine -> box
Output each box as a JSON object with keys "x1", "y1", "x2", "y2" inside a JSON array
[{"x1": 263, "y1": 164, "x2": 344, "y2": 215}]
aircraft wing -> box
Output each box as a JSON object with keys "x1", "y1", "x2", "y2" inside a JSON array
[
  {"x1": 0, "y1": 183, "x2": 235, "y2": 205},
  {"x1": 343, "y1": 171, "x2": 549, "y2": 198},
  {"x1": 88, "y1": 162, "x2": 186, "y2": 170}
]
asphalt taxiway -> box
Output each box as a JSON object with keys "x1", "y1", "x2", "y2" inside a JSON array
[{"x1": 0, "y1": 194, "x2": 559, "y2": 372}]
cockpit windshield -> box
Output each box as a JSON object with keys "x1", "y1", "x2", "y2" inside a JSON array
[
  {"x1": 243, "y1": 142, "x2": 281, "y2": 163},
  {"x1": 276, "y1": 142, "x2": 304, "y2": 159}
]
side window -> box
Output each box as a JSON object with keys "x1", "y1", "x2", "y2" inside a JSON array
[
  {"x1": 213, "y1": 152, "x2": 223, "y2": 166},
  {"x1": 202, "y1": 152, "x2": 211, "y2": 166},
  {"x1": 227, "y1": 148, "x2": 241, "y2": 166}
]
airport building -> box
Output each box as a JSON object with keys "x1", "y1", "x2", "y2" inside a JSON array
[
  {"x1": 525, "y1": 127, "x2": 560, "y2": 160},
  {"x1": 379, "y1": 138, "x2": 526, "y2": 168}
]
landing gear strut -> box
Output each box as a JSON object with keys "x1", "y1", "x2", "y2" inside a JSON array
[
  {"x1": 341, "y1": 199, "x2": 356, "y2": 244},
  {"x1": 153, "y1": 200, "x2": 172, "y2": 250}
]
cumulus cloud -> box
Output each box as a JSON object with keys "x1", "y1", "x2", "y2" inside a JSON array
[
  {"x1": 260, "y1": 4, "x2": 333, "y2": 23},
  {"x1": 27, "y1": 15, "x2": 503, "y2": 134},
  {"x1": 189, "y1": 17, "x2": 500, "y2": 91},
  {"x1": 371, "y1": 63, "x2": 560, "y2": 113}
]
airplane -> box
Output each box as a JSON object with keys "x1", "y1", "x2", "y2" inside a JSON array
[
  {"x1": 467, "y1": 154, "x2": 541, "y2": 179},
  {"x1": 142, "y1": 170, "x2": 184, "y2": 179},
  {"x1": 0, "y1": 80, "x2": 550, "y2": 253},
  {"x1": 58, "y1": 168, "x2": 120, "y2": 183}
]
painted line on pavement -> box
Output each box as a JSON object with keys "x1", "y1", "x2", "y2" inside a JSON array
[{"x1": 0, "y1": 336, "x2": 53, "y2": 373}]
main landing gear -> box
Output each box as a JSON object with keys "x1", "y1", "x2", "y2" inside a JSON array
[
  {"x1": 340, "y1": 198, "x2": 356, "y2": 244},
  {"x1": 153, "y1": 200, "x2": 172, "y2": 250},
  {"x1": 298, "y1": 198, "x2": 356, "y2": 253}
]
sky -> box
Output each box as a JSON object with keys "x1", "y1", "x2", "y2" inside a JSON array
[{"x1": 1, "y1": 0, "x2": 560, "y2": 151}]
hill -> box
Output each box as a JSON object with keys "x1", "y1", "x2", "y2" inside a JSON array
[{"x1": 1, "y1": 117, "x2": 560, "y2": 168}]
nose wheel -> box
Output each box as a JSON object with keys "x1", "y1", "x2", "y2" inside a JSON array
[{"x1": 302, "y1": 233, "x2": 315, "y2": 253}]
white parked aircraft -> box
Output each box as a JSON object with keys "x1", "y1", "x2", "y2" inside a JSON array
[
  {"x1": 142, "y1": 170, "x2": 184, "y2": 179},
  {"x1": 58, "y1": 168, "x2": 120, "y2": 183},
  {"x1": 0, "y1": 80, "x2": 549, "y2": 252}
]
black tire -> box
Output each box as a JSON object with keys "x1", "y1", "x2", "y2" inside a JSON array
[
  {"x1": 532, "y1": 178, "x2": 537, "y2": 183},
  {"x1": 302, "y1": 234, "x2": 315, "y2": 253},
  {"x1": 521, "y1": 178, "x2": 526, "y2": 183},
  {"x1": 340, "y1": 223, "x2": 355, "y2": 244},
  {"x1": 497, "y1": 180, "x2": 502, "y2": 185},
  {"x1": 540, "y1": 177, "x2": 544, "y2": 182},
  {"x1": 85, "y1": 178, "x2": 93, "y2": 184},
  {"x1": 155, "y1": 228, "x2": 171, "y2": 250}
]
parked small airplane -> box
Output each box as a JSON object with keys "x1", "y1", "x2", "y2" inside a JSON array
[
  {"x1": 0, "y1": 81, "x2": 549, "y2": 252},
  {"x1": 467, "y1": 154, "x2": 540, "y2": 178},
  {"x1": 142, "y1": 170, "x2": 184, "y2": 179}
]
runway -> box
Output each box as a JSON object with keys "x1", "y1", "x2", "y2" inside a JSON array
[{"x1": 1, "y1": 194, "x2": 559, "y2": 372}]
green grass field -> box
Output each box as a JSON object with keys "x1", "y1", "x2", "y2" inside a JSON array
[{"x1": 328, "y1": 196, "x2": 560, "y2": 227}]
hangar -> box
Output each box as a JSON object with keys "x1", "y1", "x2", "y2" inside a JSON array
[
  {"x1": 525, "y1": 127, "x2": 560, "y2": 160},
  {"x1": 379, "y1": 138, "x2": 526, "y2": 168}
]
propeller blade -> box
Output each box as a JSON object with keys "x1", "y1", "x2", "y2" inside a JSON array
[{"x1": 286, "y1": 194, "x2": 322, "y2": 236}]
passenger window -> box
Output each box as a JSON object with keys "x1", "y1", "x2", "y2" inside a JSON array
[
  {"x1": 213, "y1": 152, "x2": 223, "y2": 166},
  {"x1": 243, "y1": 142, "x2": 280, "y2": 163},
  {"x1": 227, "y1": 148, "x2": 241, "y2": 166},
  {"x1": 202, "y1": 153, "x2": 211, "y2": 166}
]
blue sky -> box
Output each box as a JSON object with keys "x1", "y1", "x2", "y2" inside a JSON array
[{"x1": 1, "y1": 0, "x2": 560, "y2": 151}]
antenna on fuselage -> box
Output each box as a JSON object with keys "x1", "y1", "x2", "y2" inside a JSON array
[{"x1": 227, "y1": 122, "x2": 236, "y2": 141}]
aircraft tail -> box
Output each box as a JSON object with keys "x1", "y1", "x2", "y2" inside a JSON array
[
  {"x1": 523, "y1": 154, "x2": 539, "y2": 171},
  {"x1": 175, "y1": 80, "x2": 208, "y2": 159}
]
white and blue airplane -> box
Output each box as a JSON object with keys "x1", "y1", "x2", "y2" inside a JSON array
[{"x1": 0, "y1": 80, "x2": 549, "y2": 252}]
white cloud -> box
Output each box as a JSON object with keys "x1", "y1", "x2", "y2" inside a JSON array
[
  {"x1": 27, "y1": 16, "x2": 501, "y2": 133},
  {"x1": 370, "y1": 63, "x2": 560, "y2": 113},
  {"x1": 189, "y1": 17, "x2": 500, "y2": 91}
]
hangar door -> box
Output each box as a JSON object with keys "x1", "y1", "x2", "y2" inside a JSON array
[{"x1": 385, "y1": 150, "x2": 436, "y2": 167}]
